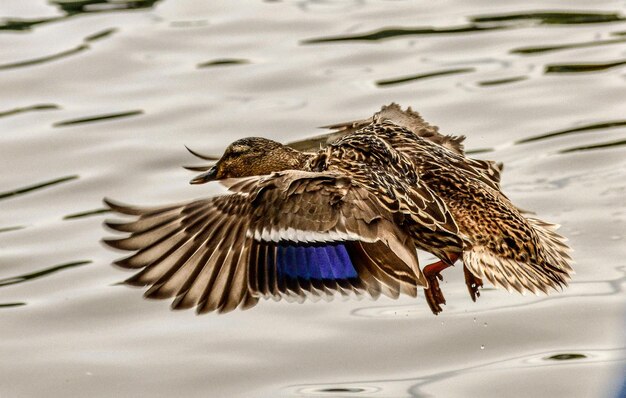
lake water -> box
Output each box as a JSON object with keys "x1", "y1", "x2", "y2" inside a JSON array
[{"x1": 1, "y1": 1, "x2": 625, "y2": 397}]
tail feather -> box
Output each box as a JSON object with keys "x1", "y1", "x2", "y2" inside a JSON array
[
  {"x1": 528, "y1": 217, "x2": 574, "y2": 273},
  {"x1": 463, "y1": 218, "x2": 574, "y2": 295}
]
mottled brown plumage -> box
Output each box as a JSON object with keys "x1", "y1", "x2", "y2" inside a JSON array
[
  {"x1": 350, "y1": 122, "x2": 572, "y2": 296},
  {"x1": 103, "y1": 104, "x2": 573, "y2": 315}
]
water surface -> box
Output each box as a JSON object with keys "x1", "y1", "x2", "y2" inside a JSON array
[{"x1": 1, "y1": 1, "x2": 625, "y2": 397}]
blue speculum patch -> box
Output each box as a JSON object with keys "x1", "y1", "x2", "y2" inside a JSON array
[{"x1": 276, "y1": 242, "x2": 358, "y2": 280}]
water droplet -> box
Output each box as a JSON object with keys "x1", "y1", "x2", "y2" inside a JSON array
[
  {"x1": 473, "y1": 317, "x2": 477, "y2": 323},
  {"x1": 483, "y1": 322, "x2": 488, "y2": 327},
  {"x1": 480, "y1": 345, "x2": 485, "y2": 350}
]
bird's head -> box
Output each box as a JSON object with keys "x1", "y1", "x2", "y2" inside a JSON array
[{"x1": 187, "y1": 137, "x2": 308, "y2": 184}]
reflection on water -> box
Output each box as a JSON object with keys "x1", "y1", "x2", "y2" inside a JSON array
[
  {"x1": 516, "y1": 120, "x2": 626, "y2": 144},
  {"x1": 0, "y1": 44, "x2": 88, "y2": 71},
  {"x1": 288, "y1": 348, "x2": 625, "y2": 398},
  {"x1": 0, "y1": 176, "x2": 79, "y2": 201},
  {"x1": 469, "y1": 11, "x2": 626, "y2": 25},
  {"x1": 0, "y1": 261, "x2": 91, "y2": 288},
  {"x1": 303, "y1": 11, "x2": 625, "y2": 44},
  {"x1": 545, "y1": 353, "x2": 587, "y2": 361},
  {"x1": 0, "y1": 16, "x2": 64, "y2": 32},
  {"x1": 0, "y1": 226, "x2": 26, "y2": 234},
  {"x1": 1, "y1": 0, "x2": 625, "y2": 397},
  {"x1": 0, "y1": 302, "x2": 26, "y2": 308},
  {"x1": 63, "y1": 208, "x2": 110, "y2": 220},
  {"x1": 53, "y1": 110, "x2": 143, "y2": 127},
  {"x1": 0, "y1": 104, "x2": 59, "y2": 118},
  {"x1": 197, "y1": 58, "x2": 250, "y2": 68},
  {"x1": 559, "y1": 138, "x2": 626, "y2": 154},
  {"x1": 377, "y1": 68, "x2": 474, "y2": 87},
  {"x1": 295, "y1": 386, "x2": 378, "y2": 396},
  {"x1": 52, "y1": 0, "x2": 161, "y2": 15},
  {"x1": 512, "y1": 37, "x2": 626, "y2": 55},
  {"x1": 545, "y1": 59, "x2": 626, "y2": 73},
  {"x1": 351, "y1": 266, "x2": 626, "y2": 318},
  {"x1": 477, "y1": 76, "x2": 527, "y2": 86},
  {"x1": 303, "y1": 25, "x2": 505, "y2": 44},
  {"x1": 0, "y1": 0, "x2": 161, "y2": 31},
  {"x1": 0, "y1": 25, "x2": 119, "y2": 71},
  {"x1": 84, "y1": 27, "x2": 117, "y2": 42}
]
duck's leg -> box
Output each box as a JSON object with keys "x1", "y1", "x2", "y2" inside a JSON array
[
  {"x1": 423, "y1": 261, "x2": 448, "y2": 315},
  {"x1": 463, "y1": 264, "x2": 483, "y2": 302},
  {"x1": 423, "y1": 253, "x2": 459, "y2": 315}
]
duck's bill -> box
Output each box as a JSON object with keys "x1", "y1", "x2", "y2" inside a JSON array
[{"x1": 190, "y1": 166, "x2": 217, "y2": 184}]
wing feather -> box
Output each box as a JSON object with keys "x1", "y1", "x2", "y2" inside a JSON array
[
  {"x1": 104, "y1": 171, "x2": 425, "y2": 313},
  {"x1": 199, "y1": 221, "x2": 247, "y2": 313}
]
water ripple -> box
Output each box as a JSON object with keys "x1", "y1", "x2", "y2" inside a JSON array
[
  {"x1": 294, "y1": 386, "x2": 380, "y2": 396},
  {"x1": 63, "y1": 208, "x2": 110, "y2": 220},
  {"x1": 545, "y1": 59, "x2": 626, "y2": 73},
  {"x1": 53, "y1": 110, "x2": 143, "y2": 127},
  {"x1": 465, "y1": 147, "x2": 495, "y2": 154},
  {"x1": 303, "y1": 10, "x2": 626, "y2": 44},
  {"x1": 197, "y1": 59, "x2": 250, "y2": 68},
  {"x1": 477, "y1": 76, "x2": 528, "y2": 87},
  {"x1": 516, "y1": 120, "x2": 626, "y2": 144},
  {"x1": 286, "y1": 348, "x2": 625, "y2": 398},
  {"x1": 512, "y1": 37, "x2": 626, "y2": 55},
  {"x1": 470, "y1": 11, "x2": 626, "y2": 25},
  {"x1": 0, "y1": 226, "x2": 26, "y2": 234},
  {"x1": 351, "y1": 268, "x2": 626, "y2": 318},
  {"x1": 0, "y1": 26, "x2": 118, "y2": 71},
  {"x1": 0, "y1": 0, "x2": 158, "y2": 33},
  {"x1": 0, "y1": 302, "x2": 26, "y2": 308},
  {"x1": 52, "y1": 0, "x2": 161, "y2": 16},
  {"x1": 544, "y1": 353, "x2": 587, "y2": 361},
  {"x1": 0, "y1": 260, "x2": 91, "y2": 288},
  {"x1": 0, "y1": 104, "x2": 59, "y2": 119},
  {"x1": 0, "y1": 175, "x2": 79, "y2": 201},
  {"x1": 302, "y1": 25, "x2": 505, "y2": 44},
  {"x1": 376, "y1": 68, "x2": 474, "y2": 87},
  {"x1": 84, "y1": 28, "x2": 117, "y2": 42},
  {"x1": 559, "y1": 138, "x2": 626, "y2": 154},
  {"x1": 0, "y1": 44, "x2": 88, "y2": 71},
  {"x1": 0, "y1": 16, "x2": 64, "y2": 32}
]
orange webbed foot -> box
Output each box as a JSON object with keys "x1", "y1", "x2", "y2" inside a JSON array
[
  {"x1": 422, "y1": 254, "x2": 459, "y2": 315},
  {"x1": 424, "y1": 272, "x2": 446, "y2": 315}
]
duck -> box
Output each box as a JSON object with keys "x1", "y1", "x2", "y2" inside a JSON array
[{"x1": 103, "y1": 103, "x2": 573, "y2": 315}]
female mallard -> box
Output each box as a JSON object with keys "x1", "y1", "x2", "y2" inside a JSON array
[{"x1": 103, "y1": 104, "x2": 573, "y2": 314}]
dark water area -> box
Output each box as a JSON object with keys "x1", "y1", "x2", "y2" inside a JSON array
[{"x1": 1, "y1": 0, "x2": 625, "y2": 397}]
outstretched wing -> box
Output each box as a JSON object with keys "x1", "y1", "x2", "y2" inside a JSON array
[
  {"x1": 288, "y1": 103, "x2": 463, "y2": 153},
  {"x1": 287, "y1": 103, "x2": 502, "y2": 188},
  {"x1": 363, "y1": 121, "x2": 503, "y2": 191},
  {"x1": 103, "y1": 171, "x2": 424, "y2": 314}
]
